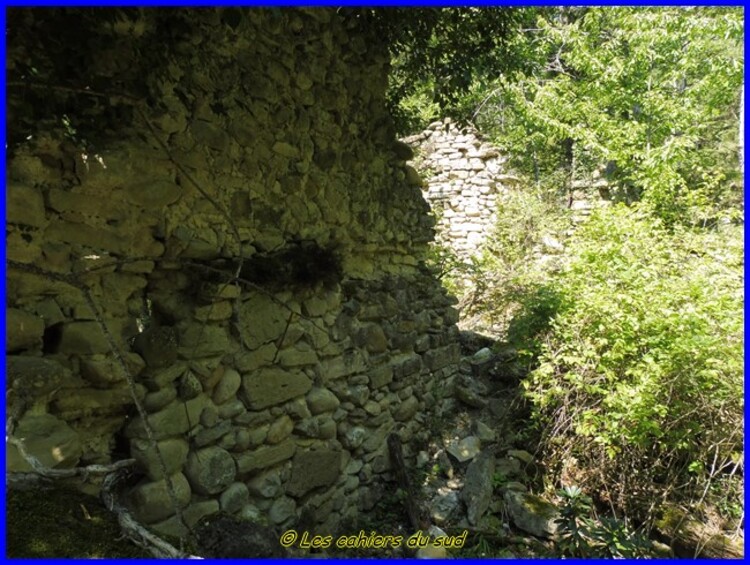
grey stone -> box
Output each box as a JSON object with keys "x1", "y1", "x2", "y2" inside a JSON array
[
  {"x1": 6, "y1": 356, "x2": 80, "y2": 399},
  {"x1": 185, "y1": 446, "x2": 237, "y2": 495},
  {"x1": 80, "y1": 353, "x2": 144, "y2": 388},
  {"x1": 393, "y1": 396, "x2": 419, "y2": 421},
  {"x1": 455, "y1": 384, "x2": 488, "y2": 408},
  {"x1": 7, "y1": 182, "x2": 46, "y2": 227},
  {"x1": 361, "y1": 424, "x2": 391, "y2": 453},
  {"x1": 368, "y1": 365, "x2": 393, "y2": 389},
  {"x1": 503, "y1": 490, "x2": 560, "y2": 538},
  {"x1": 7, "y1": 413, "x2": 82, "y2": 472},
  {"x1": 143, "y1": 387, "x2": 178, "y2": 412},
  {"x1": 495, "y1": 457, "x2": 522, "y2": 478},
  {"x1": 269, "y1": 496, "x2": 297, "y2": 525},
  {"x1": 6, "y1": 308, "x2": 45, "y2": 352},
  {"x1": 266, "y1": 415, "x2": 294, "y2": 444},
  {"x1": 463, "y1": 451, "x2": 496, "y2": 525},
  {"x1": 447, "y1": 436, "x2": 481, "y2": 463},
  {"x1": 219, "y1": 399, "x2": 246, "y2": 419},
  {"x1": 357, "y1": 324, "x2": 388, "y2": 353},
  {"x1": 131, "y1": 437, "x2": 189, "y2": 481},
  {"x1": 179, "y1": 325, "x2": 231, "y2": 358},
  {"x1": 235, "y1": 440, "x2": 296, "y2": 474},
  {"x1": 51, "y1": 385, "x2": 135, "y2": 419},
  {"x1": 213, "y1": 368, "x2": 241, "y2": 404},
  {"x1": 241, "y1": 368, "x2": 312, "y2": 410},
  {"x1": 286, "y1": 450, "x2": 342, "y2": 497},
  {"x1": 423, "y1": 344, "x2": 460, "y2": 371},
  {"x1": 475, "y1": 421, "x2": 496, "y2": 442},
  {"x1": 247, "y1": 468, "x2": 283, "y2": 498},
  {"x1": 125, "y1": 395, "x2": 208, "y2": 440},
  {"x1": 127, "y1": 472, "x2": 191, "y2": 524},
  {"x1": 305, "y1": 387, "x2": 340, "y2": 415},
  {"x1": 200, "y1": 405, "x2": 220, "y2": 428},
  {"x1": 431, "y1": 489, "x2": 461, "y2": 525},
  {"x1": 507, "y1": 449, "x2": 534, "y2": 465},
  {"x1": 237, "y1": 295, "x2": 289, "y2": 349},
  {"x1": 220, "y1": 482, "x2": 250, "y2": 514},
  {"x1": 126, "y1": 180, "x2": 182, "y2": 208},
  {"x1": 57, "y1": 321, "x2": 110, "y2": 354},
  {"x1": 194, "y1": 420, "x2": 233, "y2": 447},
  {"x1": 179, "y1": 371, "x2": 203, "y2": 400},
  {"x1": 132, "y1": 326, "x2": 178, "y2": 368}
]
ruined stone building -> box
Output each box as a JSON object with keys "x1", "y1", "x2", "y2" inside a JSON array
[{"x1": 6, "y1": 8, "x2": 461, "y2": 540}]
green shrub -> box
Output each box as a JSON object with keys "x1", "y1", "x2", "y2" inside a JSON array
[{"x1": 522, "y1": 204, "x2": 743, "y2": 523}]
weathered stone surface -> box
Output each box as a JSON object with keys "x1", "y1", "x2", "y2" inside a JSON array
[
  {"x1": 127, "y1": 180, "x2": 182, "y2": 208},
  {"x1": 7, "y1": 413, "x2": 82, "y2": 472},
  {"x1": 247, "y1": 468, "x2": 283, "y2": 498},
  {"x1": 463, "y1": 451, "x2": 495, "y2": 525},
  {"x1": 269, "y1": 496, "x2": 297, "y2": 525},
  {"x1": 305, "y1": 387, "x2": 340, "y2": 415},
  {"x1": 318, "y1": 350, "x2": 366, "y2": 383},
  {"x1": 56, "y1": 321, "x2": 110, "y2": 354},
  {"x1": 393, "y1": 396, "x2": 419, "y2": 421},
  {"x1": 132, "y1": 326, "x2": 178, "y2": 369},
  {"x1": 368, "y1": 365, "x2": 393, "y2": 389},
  {"x1": 6, "y1": 308, "x2": 45, "y2": 352},
  {"x1": 430, "y1": 489, "x2": 461, "y2": 525},
  {"x1": 503, "y1": 490, "x2": 560, "y2": 538},
  {"x1": 80, "y1": 352, "x2": 144, "y2": 387},
  {"x1": 143, "y1": 386, "x2": 178, "y2": 412},
  {"x1": 52, "y1": 385, "x2": 134, "y2": 418},
  {"x1": 179, "y1": 371, "x2": 203, "y2": 400},
  {"x1": 179, "y1": 325, "x2": 231, "y2": 358},
  {"x1": 7, "y1": 182, "x2": 46, "y2": 227},
  {"x1": 447, "y1": 436, "x2": 482, "y2": 463},
  {"x1": 286, "y1": 450, "x2": 342, "y2": 497},
  {"x1": 235, "y1": 440, "x2": 296, "y2": 474},
  {"x1": 7, "y1": 356, "x2": 80, "y2": 398},
  {"x1": 234, "y1": 344, "x2": 277, "y2": 372},
  {"x1": 194, "y1": 420, "x2": 233, "y2": 447},
  {"x1": 127, "y1": 472, "x2": 191, "y2": 524},
  {"x1": 423, "y1": 344, "x2": 460, "y2": 371},
  {"x1": 220, "y1": 482, "x2": 250, "y2": 514},
  {"x1": 455, "y1": 384, "x2": 488, "y2": 409},
  {"x1": 125, "y1": 395, "x2": 208, "y2": 439},
  {"x1": 238, "y1": 295, "x2": 289, "y2": 349},
  {"x1": 357, "y1": 324, "x2": 388, "y2": 353},
  {"x1": 131, "y1": 437, "x2": 189, "y2": 481},
  {"x1": 185, "y1": 446, "x2": 237, "y2": 495},
  {"x1": 266, "y1": 415, "x2": 294, "y2": 444},
  {"x1": 241, "y1": 368, "x2": 312, "y2": 410},
  {"x1": 213, "y1": 368, "x2": 241, "y2": 405},
  {"x1": 151, "y1": 500, "x2": 220, "y2": 538}
]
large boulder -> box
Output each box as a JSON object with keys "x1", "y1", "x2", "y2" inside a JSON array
[{"x1": 503, "y1": 490, "x2": 560, "y2": 538}]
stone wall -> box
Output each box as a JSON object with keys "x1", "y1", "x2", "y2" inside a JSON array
[
  {"x1": 6, "y1": 8, "x2": 459, "y2": 539},
  {"x1": 404, "y1": 119, "x2": 519, "y2": 261}
]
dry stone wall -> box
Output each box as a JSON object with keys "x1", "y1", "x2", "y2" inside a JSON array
[
  {"x1": 6, "y1": 8, "x2": 459, "y2": 539},
  {"x1": 404, "y1": 119, "x2": 518, "y2": 261}
]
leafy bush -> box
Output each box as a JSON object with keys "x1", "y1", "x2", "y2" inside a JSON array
[
  {"x1": 555, "y1": 485, "x2": 653, "y2": 558},
  {"x1": 443, "y1": 185, "x2": 572, "y2": 336},
  {"x1": 522, "y1": 204, "x2": 743, "y2": 523}
]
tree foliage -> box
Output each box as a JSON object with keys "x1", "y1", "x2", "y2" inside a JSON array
[{"x1": 471, "y1": 7, "x2": 743, "y2": 225}]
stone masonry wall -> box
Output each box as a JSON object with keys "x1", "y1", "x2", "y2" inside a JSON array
[
  {"x1": 6, "y1": 9, "x2": 459, "y2": 539},
  {"x1": 403, "y1": 119, "x2": 519, "y2": 261}
]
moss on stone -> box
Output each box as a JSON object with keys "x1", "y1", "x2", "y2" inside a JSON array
[{"x1": 6, "y1": 485, "x2": 150, "y2": 558}]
